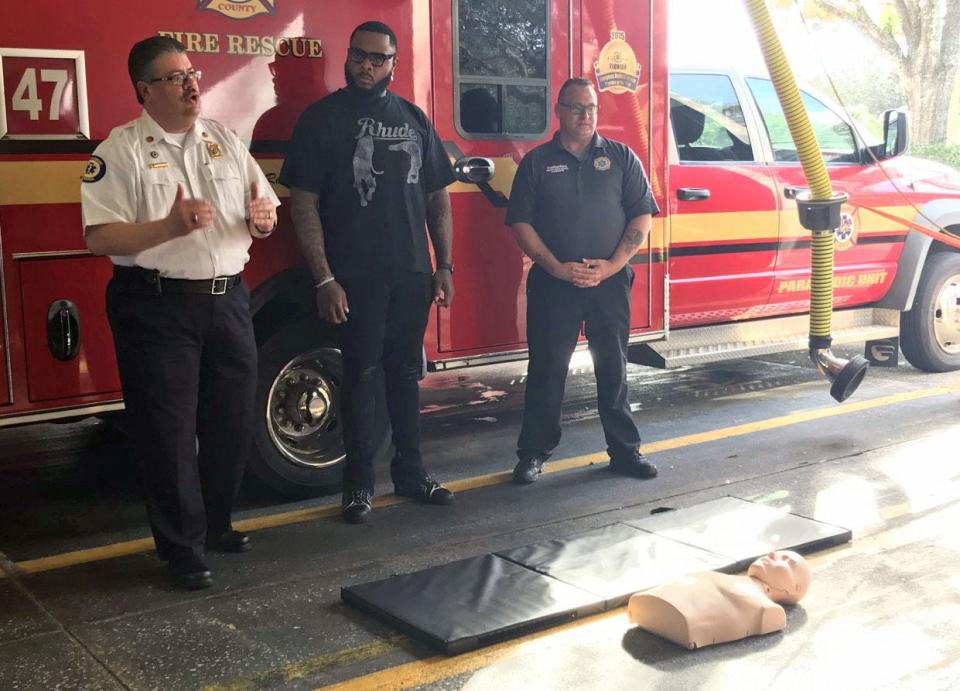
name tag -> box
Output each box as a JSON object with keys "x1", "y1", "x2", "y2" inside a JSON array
[
  {"x1": 545, "y1": 164, "x2": 569, "y2": 174},
  {"x1": 148, "y1": 162, "x2": 169, "y2": 169}
]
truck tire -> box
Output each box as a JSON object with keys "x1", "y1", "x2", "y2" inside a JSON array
[
  {"x1": 900, "y1": 251, "x2": 960, "y2": 372},
  {"x1": 247, "y1": 317, "x2": 389, "y2": 497}
]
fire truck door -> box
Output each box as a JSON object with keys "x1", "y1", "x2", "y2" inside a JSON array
[
  {"x1": 746, "y1": 77, "x2": 901, "y2": 311},
  {"x1": 668, "y1": 72, "x2": 781, "y2": 327},
  {"x1": 430, "y1": 0, "x2": 570, "y2": 354}
]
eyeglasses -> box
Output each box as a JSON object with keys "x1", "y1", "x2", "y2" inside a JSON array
[
  {"x1": 558, "y1": 102, "x2": 599, "y2": 116},
  {"x1": 146, "y1": 70, "x2": 203, "y2": 86},
  {"x1": 347, "y1": 47, "x2": 396, "y2": 67}
]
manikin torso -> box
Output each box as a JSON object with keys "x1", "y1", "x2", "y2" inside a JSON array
[
  {"x1": 627, "y1": 551, "x2": 810, "y2": 650},
  {"x1": 628, "y1": 571, "x2": 785, "y2": 649}
]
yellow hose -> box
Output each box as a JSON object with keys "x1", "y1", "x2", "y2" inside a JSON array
[{"x1": 744, "y1": 0, "x2": 834, "y2": 338}]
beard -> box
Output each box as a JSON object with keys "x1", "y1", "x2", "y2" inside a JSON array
[{"x1": 344, "y1": 64, "x2": 392, "y2": 101}]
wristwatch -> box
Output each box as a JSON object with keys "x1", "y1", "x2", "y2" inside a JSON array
[{"x1": 437, "y1": 262, "x2": 454, "y2": 274}]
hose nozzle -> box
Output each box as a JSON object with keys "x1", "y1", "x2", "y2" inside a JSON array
[{"x1": 810, "y1": 342, "x2": 869, "y2": 403}]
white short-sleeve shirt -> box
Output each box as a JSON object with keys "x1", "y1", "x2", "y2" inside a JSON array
[{"x1": 81, "y1": 111, "x2": 281, "y2": 279}]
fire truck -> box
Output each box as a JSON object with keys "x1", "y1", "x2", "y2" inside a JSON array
[{"x1": 2, "y1": 0, "x2": 959, "y2": 496}]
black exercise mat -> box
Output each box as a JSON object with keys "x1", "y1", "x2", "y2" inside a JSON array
[
  {"x1": 341, "y1": 554, "x2": 603, "y2": 655},
  {"x1": 342, "y1": 496, "x2": 851, "y2": 654},
  {"x1": 496, "y1": 523, "x2": 735, "y2": 608},
  {"x1": 626, "y1": 496, "x2": 852, "y2": 571}
]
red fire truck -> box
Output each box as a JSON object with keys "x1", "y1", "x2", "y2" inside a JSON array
[{"x1": 2, "y1": 0, "x2": 959, "y2": 496}]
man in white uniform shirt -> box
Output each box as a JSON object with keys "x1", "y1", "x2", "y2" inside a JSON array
[{"x1": 81, "y1": 36, "x2": 279, "y2": 589}]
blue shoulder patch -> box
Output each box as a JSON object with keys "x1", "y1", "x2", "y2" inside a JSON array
[{"x1": 82, "y1": 155, "x2": 106, "y2": 183}]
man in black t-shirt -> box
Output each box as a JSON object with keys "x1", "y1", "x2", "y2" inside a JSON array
[
  {"x1": 280, "y1": 21, "x2": 457, "y2": 523},
  {"x1": 505, "y1": 78, "x2": 660, "y2": 485}
]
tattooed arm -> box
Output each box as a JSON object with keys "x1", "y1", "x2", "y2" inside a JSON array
[
  {"x1": 289, "y1": 186, "x2": 349, "y2": 324},
  {"x1": 427, "y1": 188, "x2": 455, "y2": 307},
  {"x1": 576, "y1": 214, "x2": 652, "y2": 288}
]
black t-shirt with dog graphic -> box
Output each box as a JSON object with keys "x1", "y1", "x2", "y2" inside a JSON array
[{"x1": 280, "y1": 89, "x2": 456, "y2": 279}]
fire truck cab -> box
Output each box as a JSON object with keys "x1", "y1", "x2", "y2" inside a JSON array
[{"x1": 1, "y1": 0, "x2": 958, "y2": 496}]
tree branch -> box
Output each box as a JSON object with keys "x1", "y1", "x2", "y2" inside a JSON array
[{"x1": 804, "y1": 0, "x2": 904, "y2": 63}]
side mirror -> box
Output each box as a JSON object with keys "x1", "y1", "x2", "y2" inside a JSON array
[
  {"x1": 454, "y1": 156, "x2": 495, "y2": 184},
  {"x1": 882, "y1": 110, "x2": 908, "y2": 159}
]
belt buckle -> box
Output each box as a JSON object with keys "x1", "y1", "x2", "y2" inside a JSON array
[{"x1": 211, "y1": 277, "x2": 228, "y2": 295}]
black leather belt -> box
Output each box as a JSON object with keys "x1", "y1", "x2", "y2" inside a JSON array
[{"x1": 113, "y1": 265, "x2": 241, "y2": 295}]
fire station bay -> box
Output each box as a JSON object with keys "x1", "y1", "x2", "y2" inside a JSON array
[{"x1": 2, "y1": 1, "x2": 960, "y2": 689}]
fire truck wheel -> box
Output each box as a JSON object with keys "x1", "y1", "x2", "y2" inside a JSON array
[
  {"x1": 900, "y1": 251, "x2": 960, "y2": 373},
  {"x1": 248, "y1": 317, "x2": 389, "y2": 497}
]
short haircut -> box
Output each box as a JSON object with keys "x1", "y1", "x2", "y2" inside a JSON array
[
  {"x1": 350, "y1": 21, "x2": 397, "y2": 50},
  {"x1": 128, "y1": 36, "x2": 187, "y2": 104},
  {"x1": 557, "y1": 78, "x2": 596, "y2": 104}
]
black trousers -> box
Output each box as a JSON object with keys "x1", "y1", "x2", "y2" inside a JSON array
[
  {"x1": 106, "y1": 271, "x2": 257, "y2": 560},
  {"x1": 338, "y1": 271, "x2": 433, "y2": 493},
  {"x1": 518, "y1": 264, "x2": 641, "y2": 461}
]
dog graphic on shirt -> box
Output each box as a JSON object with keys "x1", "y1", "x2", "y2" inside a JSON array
[
  {"x1": 352, "y1": 134, "x2": 382, "y2": 207},
  {"x1": 388, "y1": 139, "x2": 422, "y2": 184}
]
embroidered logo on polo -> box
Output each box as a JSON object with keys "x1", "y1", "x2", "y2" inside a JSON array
[
  {"x1": 545, "y1": 164, "x2": 569, "y2": 174},
  {"x1": 82, "y1": 156, "x2": 106, "y2": 183},
  {"x1": 594, "y1": 156, "x2": 611, "y2": 171},
  {"x1": 352, "y1": 117, "x2": 422, "y2": 207}
]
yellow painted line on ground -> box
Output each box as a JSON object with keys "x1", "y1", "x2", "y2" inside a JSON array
[
  {"x1": 317, "y1": 608, "x2": 625, "y2": 691},
  {"x1": 202, "y1": 636, "x2": 410, "y2": 691},
  {"x1": 8, "y1": 385, "x2": 956, "y2": 577}
]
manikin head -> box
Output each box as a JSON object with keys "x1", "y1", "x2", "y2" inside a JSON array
[
  {"x1": 129, "y1": 36, "x2": 201, "y2": 133},
  {"x1": 747, "y1": 550, "x2": 811, "y2": 605}
]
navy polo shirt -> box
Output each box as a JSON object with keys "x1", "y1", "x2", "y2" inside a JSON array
[{"x1": 505, "y1": 132, "x2": 659, "y2": 262}]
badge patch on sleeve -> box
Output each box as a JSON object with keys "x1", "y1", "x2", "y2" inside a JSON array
[{"x1": 82, "y1": 155, "x2": 106, "y2": 183}]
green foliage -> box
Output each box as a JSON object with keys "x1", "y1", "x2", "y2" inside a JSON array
[{"x1": 910, "y1": 142, "x2": 960, "y2": 169}]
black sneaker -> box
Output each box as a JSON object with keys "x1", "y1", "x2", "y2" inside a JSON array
[
  {"x1": 342, "y1": 489, "x2": 373, "y2": 523},
  {"x1": 610, "y1": 452, "x2": 658, "y2": 479},
  {"x1": 513, "y1": 455, "x2": 545, "y2": 484},
  {"x1": 393, "y1": 474, "x2": 455, "y2": 505}
]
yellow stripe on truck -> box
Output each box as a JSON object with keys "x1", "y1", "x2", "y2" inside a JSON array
[
  {"x1": 0, "y1": 158, "x2": 288, "y2": 206},
  {"x1": 0, "y1": 161, "x2": 87, "y2": 206},
  {"x1": 1, "y1": 157, "x2": 517, "y2": 206}
]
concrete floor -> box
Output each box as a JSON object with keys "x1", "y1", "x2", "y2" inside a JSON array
[{"x1": 1, "y1": 346, "x2": 959, "y2": 690}]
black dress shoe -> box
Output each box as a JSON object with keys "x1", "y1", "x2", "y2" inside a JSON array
[
  {"x1": 168, "y1": 554, "x2": 213, "y2": 590},
  {"x1": 393, "y1": 474, "x2": 455, "y2": 505},
  {"x1": 205, "y1": 529, "x2": 251, "y2": 553},
  {"x1": 513, "y1": 455, "x2": 546, "y2": 484}
]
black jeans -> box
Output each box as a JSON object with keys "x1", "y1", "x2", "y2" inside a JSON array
[
  {"x1": 518, "y1": 264, "x2": 641, "y2": 462},
  {"x1": 106, "y1": 270, "x2": 257, "y2": 560},
  {"x1": 338, "y1": 271, "x2": 433, "y2": 493}
]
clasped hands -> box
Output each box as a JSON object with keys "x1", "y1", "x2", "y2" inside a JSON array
[{"x1": 555, "y1": 258, "x2": 621, "y2": 288}]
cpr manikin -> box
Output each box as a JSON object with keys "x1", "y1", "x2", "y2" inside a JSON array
[{"x1": 627, "y1": 551, "x2": 811, "y2": 649}]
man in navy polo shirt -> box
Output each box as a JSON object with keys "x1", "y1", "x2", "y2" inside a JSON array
[{"x1": 506, "y1": 77, "x2": 659, "y2": 484}]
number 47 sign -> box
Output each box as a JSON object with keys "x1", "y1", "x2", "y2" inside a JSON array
[{"x1": 0, "y1": 48, "x2": 89, "y2": 139}]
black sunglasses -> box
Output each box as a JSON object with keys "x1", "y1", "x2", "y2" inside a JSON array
[{"x1": 347, "y1": 47, "x2": 396, "y2": 67}]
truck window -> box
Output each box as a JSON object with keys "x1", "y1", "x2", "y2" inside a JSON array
[
  {"x1": 670, "y1": 74, "x2": 754, "y2": 162},
  {"x1": 747, "y1": 78, "x2": 859, "y2": 164},
  {"x1": 455, "y1": 0, "x2": 549, "y2": 138}
]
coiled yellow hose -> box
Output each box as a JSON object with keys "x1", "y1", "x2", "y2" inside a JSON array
[{"x1": 745, "y1": 0, "x2": 834, "y2": 339}]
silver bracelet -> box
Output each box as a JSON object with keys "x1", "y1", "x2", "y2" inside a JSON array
[{"x1": 315, "y1": 275, "x2": 336, "y2": 288}]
